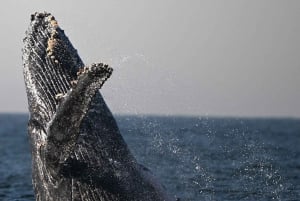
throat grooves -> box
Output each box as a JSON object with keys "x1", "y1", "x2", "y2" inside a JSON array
[{"x1": 24, "y1": 14, "x2": 83, "y2": 117}]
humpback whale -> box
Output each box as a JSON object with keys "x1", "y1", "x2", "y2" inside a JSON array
[{"x1": 23, "y1": 12, "x2": 174, "y2": 201}]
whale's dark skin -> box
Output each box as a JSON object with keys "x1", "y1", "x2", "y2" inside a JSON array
[{"x1": 23, "y1": 12, "x2": 174, "y2": 201}]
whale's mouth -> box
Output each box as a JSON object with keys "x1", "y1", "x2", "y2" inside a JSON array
[{"x1": 23, "y1": 12, "x2": 85, "y2": 121}]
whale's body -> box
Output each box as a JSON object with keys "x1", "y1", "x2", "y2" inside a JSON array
[{"x1": 23, "y1": 12, "x2": 174, "y2": 201}]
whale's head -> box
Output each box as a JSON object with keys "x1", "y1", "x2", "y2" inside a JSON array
[
  {"x1": 23, "y1": 12, "x2": 114, "y2": 178},
  {"x1": 23, "y1": 12, "x2": 84, "y2": 124}
]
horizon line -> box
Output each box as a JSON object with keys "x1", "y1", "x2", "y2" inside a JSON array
[{"x1": 0, "y1": 112, "x2": 299, "y2": 120}]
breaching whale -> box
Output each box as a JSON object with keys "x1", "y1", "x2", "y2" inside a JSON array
[{"x1": 23, "y1": 12, "x2": 175, "y2": 201}]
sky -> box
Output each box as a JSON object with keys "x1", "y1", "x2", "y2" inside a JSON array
[{"x1": 0, "y1": 0, "x2": 299, "y2": 117}]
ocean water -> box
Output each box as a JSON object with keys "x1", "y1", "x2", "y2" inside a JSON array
[{"x1": 0, "y1": 114, "x2": 299, "y2": 201}]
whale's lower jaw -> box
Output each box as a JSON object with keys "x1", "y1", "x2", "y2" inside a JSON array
[{"x1": 23, "y1": 12, "x2": 174, "y2": 201}]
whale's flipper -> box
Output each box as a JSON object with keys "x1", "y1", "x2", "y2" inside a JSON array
[
  {"x1": 46, "y1": 63, "x2": 113, "y2": 173},
  {"x1": 23, "y1": 12, "x2": 175, "y2": 201}
]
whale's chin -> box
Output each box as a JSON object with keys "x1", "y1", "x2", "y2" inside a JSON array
[{"x1": 23, "y1": 12, "x2": 84, "y2": 122}]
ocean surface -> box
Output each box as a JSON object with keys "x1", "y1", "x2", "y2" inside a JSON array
[{"x1": 0, "y1": 114, "x2": 299, "y2": 201}]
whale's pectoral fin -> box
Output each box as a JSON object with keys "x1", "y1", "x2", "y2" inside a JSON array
[{"x1": 45, "y1": 63, "x2": 113, "y2": 174}]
